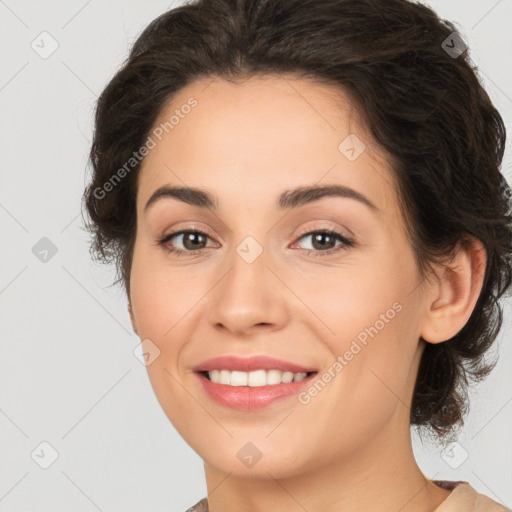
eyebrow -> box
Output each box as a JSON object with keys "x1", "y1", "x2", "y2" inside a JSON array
[{"x1": 144, "y1": 184, "x2": 380, "y2": 213}]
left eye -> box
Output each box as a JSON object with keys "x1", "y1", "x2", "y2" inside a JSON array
[
  {"x1": 157, "y1": 229, "x2": 355, "y2": 257},
  {"x1": 293, "y1": 229, "x2": 354, "y2": 255}
]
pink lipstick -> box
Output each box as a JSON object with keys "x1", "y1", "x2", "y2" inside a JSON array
[{"x1": 193, "y1": 355, "x2": 318, "y2": 410}]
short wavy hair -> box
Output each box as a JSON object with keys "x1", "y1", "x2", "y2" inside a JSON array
[{"x1": 82, "y1": 0, "x2": 512, "y2": 445}]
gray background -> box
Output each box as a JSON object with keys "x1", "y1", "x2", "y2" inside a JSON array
[{"x1": 0, "y1": 0, "x2": 511, "y2": 510}]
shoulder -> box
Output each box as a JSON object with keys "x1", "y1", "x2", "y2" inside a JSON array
[
  {"x1": 433, "y1": 480, "x2": 510, "y2": 512},
  {"x1": 183, "y1": 497, "x2": 208, "y2": 512}
]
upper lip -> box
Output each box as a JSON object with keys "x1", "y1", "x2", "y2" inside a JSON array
[{"x1": 193, "y1": 355, "x2": 317, "y2": 374}]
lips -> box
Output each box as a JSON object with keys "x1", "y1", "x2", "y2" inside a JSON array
[
  {"x1": 192, "y1": 355, "x2": 317, "y2": 373},
  {"x1": 192, "y1": 355, "x2": 318, "y2": 410},
  {"x1": 194, "y1": 369, "x2": 318, "y2": 410}
]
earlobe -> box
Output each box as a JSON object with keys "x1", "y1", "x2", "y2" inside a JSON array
[
  {"x1": 128, "y1": 303, "x2": 139, "y2": 335},
  {"x1": 420, "y1": 236, "x2": 487, "y2": 344}
]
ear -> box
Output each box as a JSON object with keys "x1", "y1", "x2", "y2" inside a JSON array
[
  {"x1": 420, "y1": 235, "x2": 487, "y2": 344},
  {"x1": 128, "y1": 302, "x2": 139, "y2": 336}
]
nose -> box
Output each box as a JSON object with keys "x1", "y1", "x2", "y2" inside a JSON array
[{"x1": 206, "y1": 243, "x2": 290, "y2": 338}]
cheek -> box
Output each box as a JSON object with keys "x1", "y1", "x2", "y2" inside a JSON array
[
  {"x1": 323, "y1": 352, "x2": 411, "y2": 449},
  {"x1": 129, "y1": 244, "x2": 207, "y2": 341},
  {"x1": 287, "y1": 256, "x2": 401, "y2": 343},
  {"x1": 304, "y1": 262, "x2": 416, "y2": 422},
  {"x1": 300, "y1": 322, "x2": 416, "y2": 456},
  {"x1": 129, "y1": 249, "x2": 199, "y2": 422}
]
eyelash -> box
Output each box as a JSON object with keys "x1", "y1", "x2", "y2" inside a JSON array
[{"x1": 156, "y1": 227, "x2": 355, "y2": 258}]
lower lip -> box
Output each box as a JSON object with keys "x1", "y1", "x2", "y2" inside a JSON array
[{"x1": 195, "y1": 371, "x2": 317, "y2": 410}]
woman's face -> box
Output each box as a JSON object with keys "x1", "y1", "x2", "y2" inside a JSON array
[{"x1": 129, "y1": 74, "x2": 431, "y2": 478}]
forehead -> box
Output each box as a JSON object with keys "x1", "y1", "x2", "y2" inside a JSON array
[{"x1": 137, "y1": 74, "x2": 399, "y2": 221}]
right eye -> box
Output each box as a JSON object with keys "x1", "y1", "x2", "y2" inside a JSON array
[{"x1": 157, "y1": 229, "x2": 217, "y2": 256}]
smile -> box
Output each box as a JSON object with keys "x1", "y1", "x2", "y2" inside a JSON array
[
  {"x1": 195, "y1": 370, "x2": 318, "y2": 410},
  {"x1": 203, "y1": 369, "x2": 313, "y2": 386}
]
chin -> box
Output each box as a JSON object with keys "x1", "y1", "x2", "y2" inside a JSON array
[{"x1": 196, "y1": 437, "x2": 314, "y2": 480}]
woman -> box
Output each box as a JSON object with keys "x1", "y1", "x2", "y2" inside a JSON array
[{"x1": 82, "y1": 0, "x2": 512, "y2": 510}]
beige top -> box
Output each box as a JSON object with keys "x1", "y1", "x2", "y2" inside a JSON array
[
  {"x1": 185, "y1": 480, "x2": 510, "y2": 511},
  {"x1": 432, "y1": 480, "x2": 510, "y2": 511}
]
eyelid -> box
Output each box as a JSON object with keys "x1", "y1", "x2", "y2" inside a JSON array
[
  {"x1": 160, "y1": 223, "x2": 218, "y2": 240},
  {"x1": 293, "y1": 222, "x2": 353, "y2": 241}
]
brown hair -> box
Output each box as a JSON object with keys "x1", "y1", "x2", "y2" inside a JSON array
[{"x1": 82, "y1": 0, "x2": 512, "y2": 445}]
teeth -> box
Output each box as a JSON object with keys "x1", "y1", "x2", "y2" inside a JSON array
[{"x1": 206, "y1": 369, "x2": 309, "y2": 387}]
